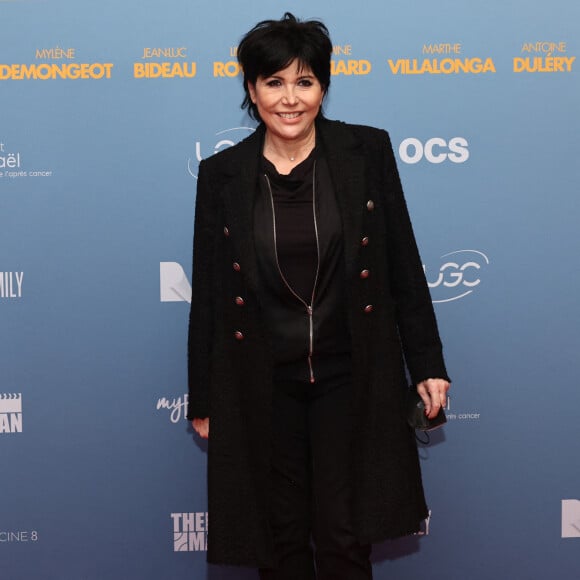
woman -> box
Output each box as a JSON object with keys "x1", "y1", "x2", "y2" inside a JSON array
[{"x1": 188, "y1": 13, "x2": 450, "y2": 580}]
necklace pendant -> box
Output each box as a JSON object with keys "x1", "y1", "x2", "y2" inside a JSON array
[{"x1": 290, "y1": 156, "x2": 295, "y2": 161}]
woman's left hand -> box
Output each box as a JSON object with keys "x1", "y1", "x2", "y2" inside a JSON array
[{"x1": 416, "y1": 378, "x2": 450, "y2": 419}]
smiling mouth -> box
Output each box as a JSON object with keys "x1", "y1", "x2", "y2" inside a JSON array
[{"x1": 277, "y1": 112, "x2": 301, "y2": 119}]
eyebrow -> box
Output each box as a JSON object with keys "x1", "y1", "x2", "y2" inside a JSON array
[{"x1": 265, "y1": 73, "x2": 315, "y2": 80}]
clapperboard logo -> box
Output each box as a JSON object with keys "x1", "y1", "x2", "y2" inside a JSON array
[
  {"x1": 0, "y1": 393, "x2": 23, "y2": 434},
  {"x1": 170, "y1": 512, "x2": 208, "y2": 552},
  {"x1": 562, "y1": 499, "x2": 580, "y2": 538}
]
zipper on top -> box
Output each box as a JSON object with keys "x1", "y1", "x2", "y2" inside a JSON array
[{"x1": 264, "y1": 161, "x2": 320, "y2": 383}]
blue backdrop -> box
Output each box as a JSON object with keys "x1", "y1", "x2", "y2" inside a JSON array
[{"x1": 2, "y1": 1, "x2": 579, "y2": 578}]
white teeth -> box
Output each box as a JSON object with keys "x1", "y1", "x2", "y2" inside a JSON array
[{"x1": 278, "y1": 113, "x2": 300, "y2": 119}]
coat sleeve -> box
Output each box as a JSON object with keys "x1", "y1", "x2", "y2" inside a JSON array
[
  {"x1": 380, "y1": 130, "x2": 450, "y2": 384},
  {"x1": 187, "y1": 160, "x2": 217, "y2": 420}
]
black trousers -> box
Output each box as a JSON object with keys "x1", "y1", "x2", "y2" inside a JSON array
[{"x1": 259, "y1": 374, "x2": 372, "y2": 580}]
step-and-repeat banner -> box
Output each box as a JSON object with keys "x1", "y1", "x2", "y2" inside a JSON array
[{"x1": 2, "y1": 1, "x2": 579, "y2": 578}]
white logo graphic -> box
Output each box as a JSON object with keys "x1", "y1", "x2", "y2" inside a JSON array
[
  {"x1": 160, "y1": 262, "x2": 191, "y2": 303},
  {"x1": 171, "y1": 512, "x2": 208, "y2": 551},
  {"x1": 398, "y1": 137, "x2": 469, "y2": 164},
  {"x1": 0, "y1": 393, "x2": 23, "y2": 434},
  {"x1": 415, "y1": 510, "x2": 432, "y2": 536},
  {"x1": 187, "y1": 126, "x2": 255, "y2": 179},
  {"x1": 424, "y1": 250, "x2": 489, "y2": 303},
  {"x1": 157, "y1": 394, "x2": 188, "y2": 423},
  {"x1": 562, "y1": 499, "x2": 580, "y2": 538},
  {"x1": 443, "y1": 395, "x2": 481, "y2": 422},
  {"x1": 0, "y1": 530, "x2": 39, "y2": 543},
  {"x1": 0, "y1": 140, "x2": 53, "y2": 179},
  {"x1": 0, "y1": 272, "x2": 24, "y2": 299}
]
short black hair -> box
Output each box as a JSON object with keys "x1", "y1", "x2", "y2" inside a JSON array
[{"x1": 237, "y1": 12, "x2": 332, "y2": 121}]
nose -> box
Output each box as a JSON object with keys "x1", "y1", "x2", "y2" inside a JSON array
[{"x1": 282, "y1": 85, "x2": 298, "y2": 106}]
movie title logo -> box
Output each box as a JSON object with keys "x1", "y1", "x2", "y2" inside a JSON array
[
  {"x1": 157, "y1": 394, "x2": 188, "y2": 423},
  {"x1": 513, "y1": 41, "x2": 575, "y2": 73},
  {"x1": 398, "y1": 137, "x2": 469, "y2": 164},
  {"x1": 134, "y1": 46, "x2": 196, "y2": 79},
  {"x1": 188, "y1": 126, "x2": 255, "y2": 179},
  {"x1": 0, "y1": 141, "x2": 52, "y2": 179},
  {"x1": 388, "y1": 43, "x2": 496, "y2": 75},
  {"x1": 0, "y1": 393, "x2": 23, "y2": 434},
  {"x1": 0, "y1": 48, "x2": 113, "y2": 80},
  {"x1": 171, "y1": 512, "x2": 208, "y2": 552},
  {"x1": 0, "y1": 272, "x2": 24, "y2": 299},
  {"x1": 424, "y1": 250, "x2": 489, "y2": 303},
  {"x1": 331, "y1": 44, "x2": 371, "y2": 76}
]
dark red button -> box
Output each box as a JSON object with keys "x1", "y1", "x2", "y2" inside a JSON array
[
  {"x1": 366, "y1": 200, "x2": 375, "y2": 211},
  {"x1": 234, "y1": 331, "x2": 244, "y2": 341},
  {"x1": 234, "y1": 296, "x2": 244, "y2": 306},
  {"x1": 360, "y1": 269, "x2": 370, "y2": 279},
  {"x1": 223, "y1": 226, "x2": 230, "y2": 237},
  {"x1": 364, "y1": 304, "x2": 373, "y2": 313},
  {"x1": 361, "y1": 236, "x2": 369, "y2": 246},
  {"x1": 232, "y1": 262, "x2": 240, "y2": 272}
]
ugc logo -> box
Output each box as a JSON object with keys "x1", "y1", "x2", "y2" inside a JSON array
[
  {"x1": 187, "y1": 126, "x2": 255, "y2": 179},
  {"x1": 424, "y1": 250, "x2": 489, "y2": 303}
]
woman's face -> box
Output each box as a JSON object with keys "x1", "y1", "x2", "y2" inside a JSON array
[{"x1": 248, "y1": 60, "x2": 325, "y2": 143}]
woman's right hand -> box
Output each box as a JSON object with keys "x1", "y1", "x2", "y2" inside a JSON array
[{"x1": 192, "y1": 417, "x2": 209, "y2": 439}]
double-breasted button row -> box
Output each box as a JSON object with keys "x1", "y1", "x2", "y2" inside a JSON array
[
  {"x1": 362, "y1": 205, "x2": 374, "y2": 312},
  {"x1": 225, "y1": 225, "x2": 244, "y2": 338}
]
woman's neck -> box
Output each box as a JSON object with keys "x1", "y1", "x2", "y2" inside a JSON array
[{"x1": 263, "y1": 127, "x2": 316, "y2": 175}]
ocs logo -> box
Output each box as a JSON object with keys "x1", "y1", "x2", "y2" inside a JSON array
[
  {"x1": 424, "y1": 250, "x2": 489, "y2": 303},
  {"x1": 398, "y1": 137, "x2": 469, "y2": 164},
  {"x1": 187, "y1": 126, "x2": 255, "y2": 179}
]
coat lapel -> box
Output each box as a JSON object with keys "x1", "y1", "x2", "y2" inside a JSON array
[
  {"x1": 216, "y1": 120, "x2": 367, "y2": 291},
  {"x1": 318, "y1": 119, "x2": 367, "y2": 279},
  {"x1": 219, "y1": 126, "x2": 264, "y2": 293}
]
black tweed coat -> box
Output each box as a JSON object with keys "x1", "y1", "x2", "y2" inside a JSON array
[{"x1": 187, "y1": 118, "x2": 450, "y2": 567}]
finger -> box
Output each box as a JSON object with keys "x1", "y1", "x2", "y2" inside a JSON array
[
  {"x1": 415, "y1": 384, "x2": 432, "y2": 415},
  {"x1": 427, "y1": 394, "x2": 442, "y2": 419}
]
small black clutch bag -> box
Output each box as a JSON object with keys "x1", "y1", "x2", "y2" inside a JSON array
[{"x1": 407, "y1": 386, "x2": 447, "y2": 431}]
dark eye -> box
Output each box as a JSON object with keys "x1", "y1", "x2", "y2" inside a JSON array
[
  {"x1": 298, "y1": 79, "x2": 313, "y2": 87},
  {"x1": 265, "y1": 79, "x2": 281, "y2": 87}
]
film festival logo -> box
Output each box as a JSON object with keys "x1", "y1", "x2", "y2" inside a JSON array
[
  {"x1": 562, "y1": 500, "x2": 580, "y2": 538},
  {"x1": 424, "y1": 250, "x2": 490, "y2": 304},
  {"x1": 0, "y1": 393, "x2": 23, "y2": 434},
  {"x1": 187, "y1": 127, "x2": 255, "y2": 180},
  {"x1": 171, "y1": 512, "x2": 208, "y2": 552}
]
